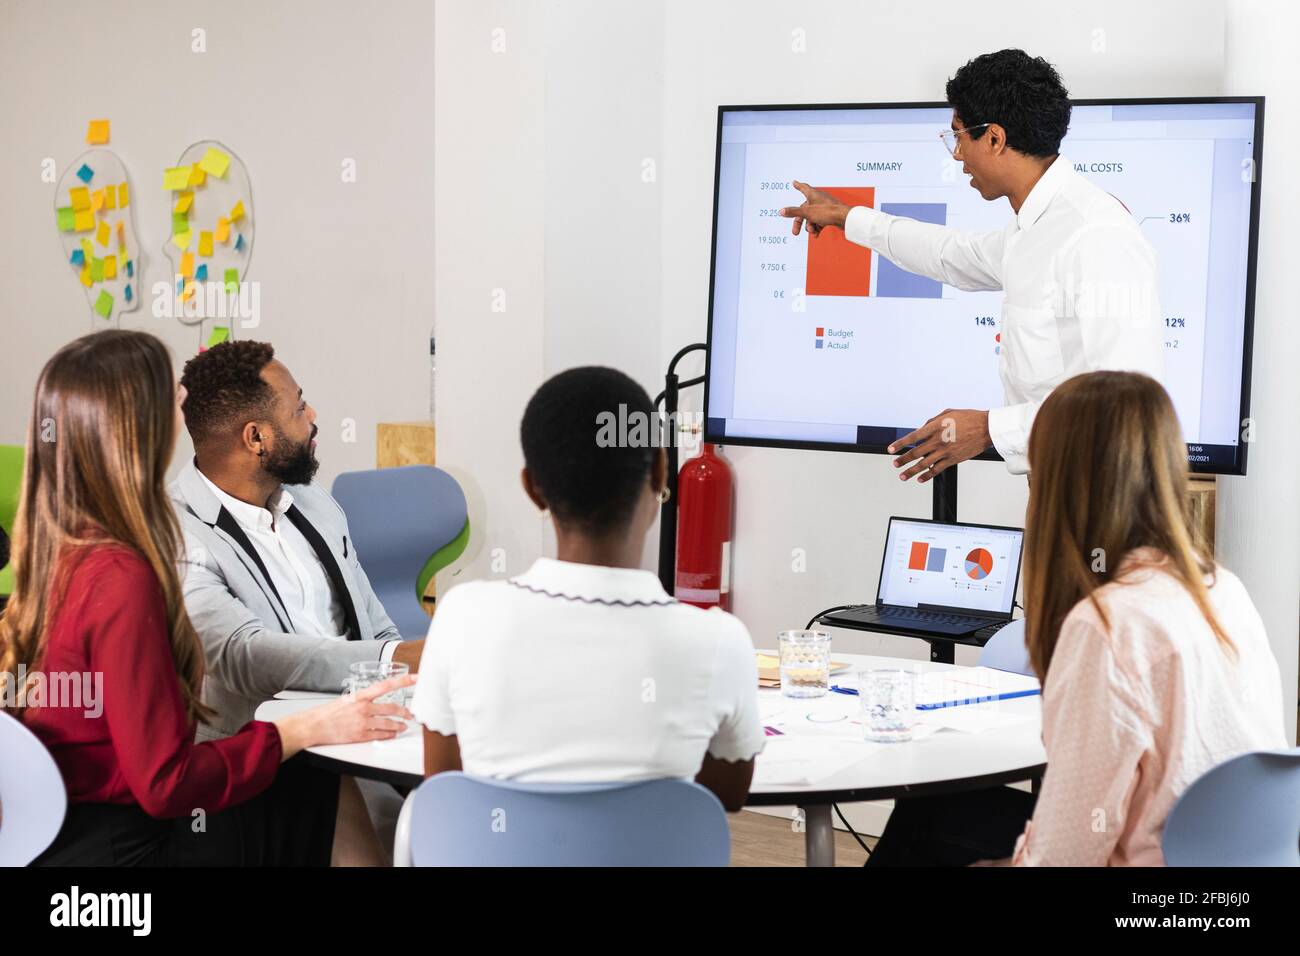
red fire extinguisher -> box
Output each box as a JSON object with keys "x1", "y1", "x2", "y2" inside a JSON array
[{"x1": 675, "y1": 443, "x2": 734, "y2": 611}]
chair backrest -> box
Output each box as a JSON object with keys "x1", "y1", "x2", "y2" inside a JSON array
[
  {"x1": 330, "y1": 465, "x2": 468, "y2": 637},
  {"x1": 405, "y1": 772, "x2": 730, "y2": 867},
  {"x1": 0, "y1": 711, "x2": 67, "y2": 865},
  {"x1": 1162, "y1": 747, "x2": 1300, "y2": 866},
  {"x1": 977, "y1": 619, "x2": 1033, "y2": 676}
]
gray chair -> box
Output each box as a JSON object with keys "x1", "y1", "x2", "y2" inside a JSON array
[
  {"x1": 0, "y1": 711, "x2": 67, "y2": 865},
  {"x1": 977, "y1": 618, "x2": 1033, "y2": 676}
]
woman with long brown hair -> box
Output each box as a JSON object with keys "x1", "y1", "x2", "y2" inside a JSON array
[
  {"x1": 870, "y1": 370, "x2": 1285, "y2": 867},
  {"x1": 0, "y1": 330, "x2": 413, "y2": 865}
]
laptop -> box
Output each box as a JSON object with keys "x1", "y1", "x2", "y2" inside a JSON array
[{"x1": 824, "y1": 517, "x2": 1024, "y2": 639}]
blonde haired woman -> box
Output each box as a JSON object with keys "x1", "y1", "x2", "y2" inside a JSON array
[
  {"x1": 0, "y1": 330, "x2": 412, "y2": 865},
  {"x1": 871, "y1": 371, "x2": 1285, "y2": 866}
]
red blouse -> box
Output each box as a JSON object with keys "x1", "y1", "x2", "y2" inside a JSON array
[{"x1": 21, "y1": 544, "x2": 282, "y2": 818}]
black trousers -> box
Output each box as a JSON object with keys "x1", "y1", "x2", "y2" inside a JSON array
[
  {"x1": 867, "y1": 786, "x2": 1038, "y2": 867},
  {"x1": 33, "y1": 755, "x2": 340, "y2": 867}
]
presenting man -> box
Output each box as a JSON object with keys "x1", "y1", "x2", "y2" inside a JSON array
[{"x1": 781, "y1": 49, "x2": 1163, "y2": 480}]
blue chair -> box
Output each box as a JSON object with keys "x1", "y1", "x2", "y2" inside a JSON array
[
  {"x1": 978, "y1": 619, "x2": 1033, "y2": 676},
  {"x1": 1162, "y1": 748, "x2": 1300, "y2": 866},
  {"x1": 331, "y1": 465, "x2": 469, "y2": 637},
  {"x1": 0, "y1": 711, "x2": 67, "y2": 865},
  {"x1": 394, "y1": 772, "x2": 730, "y2": 867}
]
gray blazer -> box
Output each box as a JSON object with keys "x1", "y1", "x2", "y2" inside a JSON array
[{"x1": 169, "y1": 460, "x2": 401, "y2": 739}]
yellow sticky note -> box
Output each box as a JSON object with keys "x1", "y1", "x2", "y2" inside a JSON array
[
  {"x1": 117, "y1": 182, "x2": 129, "y2": 207},
  {"x1": 70, "y1": 187, "x2": 91, "y2": 211},
  {"x1": 181, "y1": 280, "x2": 197, "y2": 302},
  {"x1": 180, "y1": 251, "x2": 195, "y2": 278},
  {"x1": 91, "y1": 189, "x2": 105, "y2": 212},
  {"x1": 74, "y1": 210, "x2": 95, "y2": 232},
  {"x1": 116, "y1": 221, "x2": 126, "y2": 250},
  {"x1": 103, "y1": 186, "x2": 117, "y2": 210},
  {"x1": 172, "y1": 230, "x2": 192, "y2": 251},
  {"x1": 163, "y1": 166, "x2": 193, "y2": 191},
  {"x1": 215, "y1": 217, "x2": 231, "y2": 243},
  {"x1": 229, "y1": 200, "x2": 245, "y2": 223},
  {"x1": 86, "y1": 119, "x2": 110, "y2": 144},
  {"x1": 198, "y1": 147, "x2": 231, "y2": 178},
  {"x1": 95, "y1": 220, "x2": 110, "y2": 246},
  {"x1": 79, "y1": 266, "x2": 93, "y2": 287},
  {"x1": 198, "y1": 231, "x2": 214, "y2": 256},
  {"x1": 174, "y1": 192, "x2": 194, "y2": 214},
  {"x1": 103, "y1": 254, "x2": 117, "y2": 279},
  {"x1": 188, "y1": 166, "x2": 206, "y2": 187}
]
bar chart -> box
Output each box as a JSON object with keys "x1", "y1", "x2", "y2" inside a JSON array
[{"x1": 804, "y1": 187, "x2": 874, "y2": 297}]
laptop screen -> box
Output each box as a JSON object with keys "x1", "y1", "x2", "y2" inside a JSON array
[{"x1": 877, "y1": 518, "x2": 1023, "y2": 617}]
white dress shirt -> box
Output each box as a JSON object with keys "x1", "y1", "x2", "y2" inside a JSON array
[
  {"x1": 844, "y1": 156, "x2": 1164, "y2": 473},
  {"x1": 198, "y1": 469, "x2": 396, "y2": 660},
  {"x1": 411, "y1": 557, "x2": 765, "y2": 782}
]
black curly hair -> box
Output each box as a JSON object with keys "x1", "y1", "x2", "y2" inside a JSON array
[
  {"x1": 520, "y1": 366, "x2": 656, "y2": 535},
  {"x1": 180, "y1": 339, "x2": 278, "y2": 446},
  {"x1": 945, "y1": 49, "x2": 1071, "y2": 159}
]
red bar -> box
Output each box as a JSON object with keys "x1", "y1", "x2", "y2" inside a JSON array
[
  {"x1": 908, "y1": 541, "x2": 929, "y2": 571},
  {"x1": 805, "y1": 186, "x2": 874, "y2": 297}
]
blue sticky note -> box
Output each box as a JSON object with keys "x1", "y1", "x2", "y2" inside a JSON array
[
  {"x1": 195, "y1": 263, "x2": 208, "y2": 281},
  {"x1": 76, "y1": 164, "x2": 94, "y2": 184},
  {"x1": 125, "y1": 259, "x2": 133, "y2": 277},
  {"x1": 70, "y1": 249, "x2": 85, "y2": 266},
  {"x1": 176, "y1": 277, "x2": 184, "y2": 293},
  {"x1": 124, "y1": 284, "x2": 133, "y2": 303},
  {"x1": 234, "y1": 233, "x2": 245, "y2": 251}
]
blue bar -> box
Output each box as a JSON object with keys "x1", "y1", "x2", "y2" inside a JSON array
[{"x1": 877, "y1": 203, "x2": 947, "y2": 299}]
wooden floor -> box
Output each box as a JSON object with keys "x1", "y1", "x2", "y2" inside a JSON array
[{"x1": 729, "y1": 809, "x2": 874, "y2": 867}]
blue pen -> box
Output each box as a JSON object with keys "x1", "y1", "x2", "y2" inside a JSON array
[
  {"x1": 829, "y1": 685, "x2": 859, "y2": 696},
  {"x1": 915, "y1": 688, "x2": 1041, "y2": 710}
]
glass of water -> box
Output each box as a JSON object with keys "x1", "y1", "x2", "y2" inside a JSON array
[
  {"x1": 778, "y1": 630, "x2": 831, "y2": 698},
  {"x1": 344, "y1": 660, "x2": 411, "y2": 708},
  {"x1": 860, "y1": 668, "x2": 916, "y2": 742}
]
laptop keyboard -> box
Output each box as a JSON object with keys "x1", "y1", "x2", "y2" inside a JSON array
[{"x1": 862, "y1": 606, "x2": 982, "y2": 626}]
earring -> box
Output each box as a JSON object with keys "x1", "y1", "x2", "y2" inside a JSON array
[{"x1": 657, "y1": 487, "x2": 671, "y2": 504}]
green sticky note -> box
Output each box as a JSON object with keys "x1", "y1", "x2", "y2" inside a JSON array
[
  {"x1": 57, "y1": 206, "x2": 76, "y2": 231},
  {"x1": 173, "y1": 211, "x2": 189, "y2": 235},
  {"x1": 223, "y1": 268, "x2": 239, "y2": 294},
  {"x1": 90, "y1": 257, "x2": 105, "y2": 281},
  {"x1": 206, "y1": 326, "x2": 231, "y2": 348},
  {"x1": 94, "y1": 290, "x2": 113, "y2": 318}
]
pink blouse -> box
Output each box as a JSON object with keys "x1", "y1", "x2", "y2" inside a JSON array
[{"x1": 1014, "y1": 548, "x2": 1287, "y2": 866}]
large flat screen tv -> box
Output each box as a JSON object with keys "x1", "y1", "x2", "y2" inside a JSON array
[{"x1": 703, "y1": 98, "x2": 1263, "y2": 475}]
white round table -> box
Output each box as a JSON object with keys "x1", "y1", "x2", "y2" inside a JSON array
[{"x1": 255, "y1": 653, "x2": 1046, "y2": 866}]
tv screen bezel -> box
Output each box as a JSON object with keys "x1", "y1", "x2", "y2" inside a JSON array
[{"x1": 701, "y1": 96, "x2": 1264, "y2": 476}]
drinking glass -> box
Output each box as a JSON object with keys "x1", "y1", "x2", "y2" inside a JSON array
[
  {"x1": 860, "y1": 668, "x2": 916, "y2": 742},
  {"x1": 778, "y1": 629, "x2": 831, "y2": 698},
  {"x1": 344, "y1": 660, "x2": 411, "y2": 707}
]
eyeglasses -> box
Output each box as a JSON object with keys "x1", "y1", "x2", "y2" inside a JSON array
[{"x1": 939, "y1": 123, "x2": 991, "y2": 157}]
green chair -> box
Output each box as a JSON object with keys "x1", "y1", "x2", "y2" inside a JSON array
[{"x1": 0, "y1": 445, "x2": 23, "y2": 598}]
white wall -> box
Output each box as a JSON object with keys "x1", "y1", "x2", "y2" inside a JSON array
[{"x1": 0, "y1": 0, "x2": 434, "y2": 485}]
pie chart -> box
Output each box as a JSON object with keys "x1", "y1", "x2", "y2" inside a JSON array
[{"x1": 964, "y1": 548, "x2": 993, "y2": 580}]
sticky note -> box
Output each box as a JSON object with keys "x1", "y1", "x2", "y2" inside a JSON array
[
  {"x1": 215, "y1": 217, "x2": 230, "y2": 243},
  {"x1": 116, "y1": 221, "x2": 126, "y2": 249},
  {"x1": 90, "y1": 257, "x2": 104, "y2": 282},
  {"x1": 80, "y1": 239, "x2": 93, "y2": 260},
  {"x1": 76, "y1": 164, "x2": 94, "y2": 184},
  {"x1": 94, "y1": 290, "x2": 113, "y2": 318},
  {"x1": 75, "y1": 209, "x2": 95, "y2": 232},
  {"x1": 174, "y1": 192, "x2": 194, "y2": 213},
  {"x1": 229, "y1": 200, "x2": 244, "y2": 223},
  {"x1": 86, "y1": 119, "x2": 110, "y2": 144},
  {"x1": 163, "y1": 166, "x2": 193, "y2": 190},
  {"x1": 198, "y1": 231, "x2": 213, "y2": 256},
  {"x1": 172, "y1": 230, "x2": 191, "y2": 251},
  {"x1": 198, "y1": 147, "x2": 231, "y2": 178},
  {"x1": 188, "y1": 166, "x2": 206, "y2": 187},
  {"x1": 91, "y1": 189, "x2": 105, "y2": 211},
  {"x1": 207, "y1": 326, "x2": 231, "y2": 348},
  {"x1": 182, "y1": 280, "x2": 197, "y2": 302},
  {"x1": 69, "y1": 248, "x2": 85, "y2": 266},
  {"x1": 223, "y1": 268, "x2": 239, "y2": 294},
  {"x1": 196, "y1": 263, "x2": 209, "y2": 281},
  {"x1": 125, "y1": 259, "x2": 133, "y2": 277},
  {"x1": 173, "y1": 212, "x2": 190, "y2": 235},
  {"x1": 124, "y1": 284, "x2": 133, "y2": 303},
  {"x1": 70, "y1": 186, "x2": 91, "y2": 210},
  {"x1": 117, "y1": 182, "x2": 129, "y2": 207},
  {"x1": 57, "y1": 207, "x2": 75, "y2": 231},
  {"x1": 103, "y1": 186, "x2": 117, "y2": 210},
  {"x1": 234, "y1": 233, "x2": 245, "y2": 251},
  {"x1": 95, "y1": 220, "x2": 110, "y2": 246},
  {"x1": 79, "y1": 267, "x2": 93, "y2": 287},
  {"x1": 103, "y1": 254, "x2": 117, "y2": 279},
  {"x1": 180, "y1": 251, "x2": 195, "y2": 278}
]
